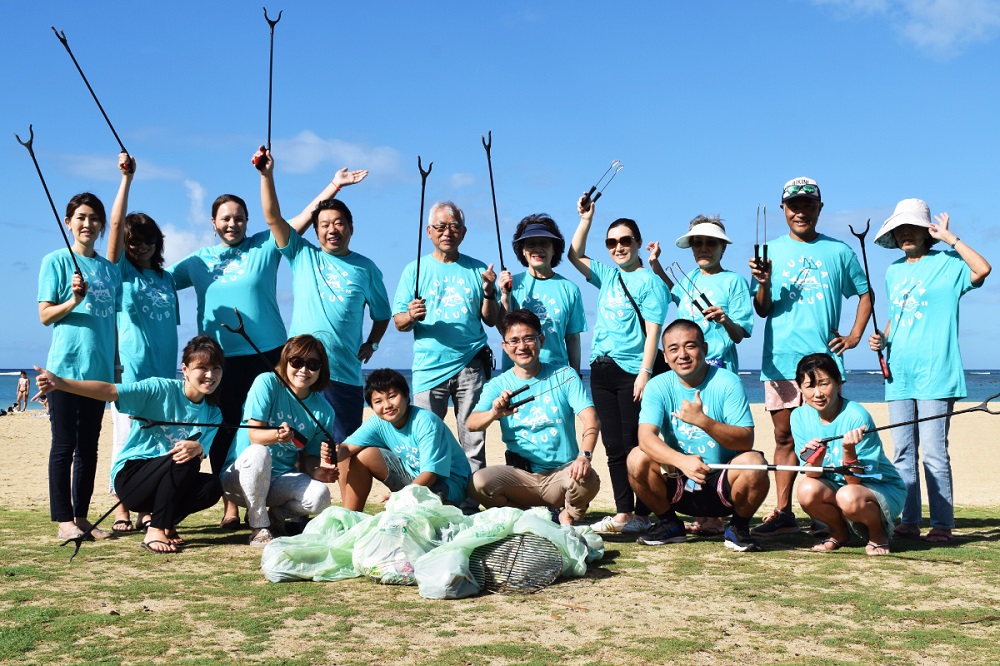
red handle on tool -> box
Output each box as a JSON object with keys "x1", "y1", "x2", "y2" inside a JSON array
[
  {"x1": 121, "y1": 151, "x2": 135, "y2": 175},
  {"x1": 800, "y1": 443, "x2": 827, "y2": 466},
  {"x1": 877, "y1": 352, "x2": 890, "y2": 380}
]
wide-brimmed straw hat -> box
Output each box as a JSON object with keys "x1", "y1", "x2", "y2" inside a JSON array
[
  {"x1": 676, "y1": 222, "x2": 733, "y2": 249},
  {"x1": 874, "y1": 198, "x2": 932, "y2": 249}
]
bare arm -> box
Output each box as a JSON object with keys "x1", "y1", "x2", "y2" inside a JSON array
[
  {"x1": 632, "y1": 320, "x2": 662, "y2": 402},
  {"x1": 288, "y1": 167, "x2": 370, "y2": 234},
  {"x1": 566, "y1": 333, "x2": 581, "y2": 374},
  {"x1": 357, "y1": 319, "x2": 390, "y2": 363},
  {"x1": 107, "y1": 153, "x2": 134, "y2": 263},
  {"x1": 671, "y1": 390, "x2": 754, "y2": 452},
  {"x1": 645, "y1": 241, "x2": 674, "y2": 288},
  {"x1": 38, "y1": 272, "x2": 87, "y2": 325},
  {"x1": 255, "y1": 148, "x2": 291, "y2": 249},
  {"x1": 931, "y1": 213, "x2": 991, "y2": 283},
  {"x1": 467, "y1": 388, "x2": 516, "y2": 432},
  {"x1": 830, "y1": 291, "x2": 872, "y2": 355},
  {"x1": 34, "y1": 366, "x2": 117, "y2": 402},
  {"x1": 637, "y1": 422, "x2": 712, "y2": 484},
  {"x1": 567, "y1": 195, "x2": 594, "y2": 280},
  {"x1": 247, "y1": 418, "x2": 293, "y2": 446},
  {"x1": 749, "y1": 257, "x2": 773, "y2": 317},
  {"x1": 480, "y1": 264, "x2": 499, "y2": 327}
]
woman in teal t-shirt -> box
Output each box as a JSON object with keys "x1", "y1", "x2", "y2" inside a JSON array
[{"x1": 869, "y1": 199, "x2": 991, "y2": 544}]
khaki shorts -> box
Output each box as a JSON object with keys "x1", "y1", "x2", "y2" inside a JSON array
[{"x1": 764, "y1": 379, "x2": 804, "y2": 411}]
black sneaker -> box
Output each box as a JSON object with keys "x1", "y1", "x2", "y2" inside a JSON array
[
  {"x1": 724, "y1": 524, "x2": 762, "y2": 552},
  {"x1": 751, "y1": 510, "x2": 800, "y2": 536},
  {"x1": 637, "y1": 519, "x2": 686, "y2": 546}
]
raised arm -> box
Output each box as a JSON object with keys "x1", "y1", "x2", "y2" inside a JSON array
[
  {"x1": 107, "y1": 153, "x2": 135, "y2": 263},
  {"x1": 480, "y1": 264, "x2": 499, "y2": 327},
  {"x1": 288, "y1": 167, "x2": 370, "y2": 235},
  {"x1": 646, "y1": 241, "x2": 674, "y2": 288},
  {"x1": 567, "y1": 195, "x2": 595, "y2": 280},
  {"x1": 932, "y1": 213, "x2": 992, "y2": 283},
  {"x1": 34, "y1": 365, "x2": 118, "y2": 402},
  {"x1": 255, "y1": 147, "x2": 291, "y2": 249}
]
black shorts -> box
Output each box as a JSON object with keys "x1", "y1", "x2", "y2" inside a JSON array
[{"x1": 663, "y1": 469, "x2": 734, "y2": 518}]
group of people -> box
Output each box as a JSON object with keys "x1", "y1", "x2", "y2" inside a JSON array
[{"x1": 34, "y1": 154, "x2": 990, "y2": 557}]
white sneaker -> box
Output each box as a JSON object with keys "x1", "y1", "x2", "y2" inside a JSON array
[
  {"x1": 591, "y1": 515, "x2": 627, "y2": 533},
  {"x1": 621, "y1": 516, "x2": 652, "y2": 534}
]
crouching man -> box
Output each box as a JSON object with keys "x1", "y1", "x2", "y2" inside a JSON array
[
  {"x1": 467, "y1": 310, "x2": 600, "y2": 525},
  {"x1": 334, "y1": 369, "x2": 471, "y2": 510},
  {"x1": 628, "y1": 320, "x2": 769, "y2": 551}
]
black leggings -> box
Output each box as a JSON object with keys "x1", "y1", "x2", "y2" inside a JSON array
[
  {"x1": 211, "y1": 347, "x2": 283, "y2": 476},
  {"x1": 590, "y1": 357, "x2": 649, "y2": 516},
  {"x1": 114, "y1": 455, "x2": 222, "y2": 530},
  {"x1": 47, "y1": 390, "x2": 105, "y2": 522}
]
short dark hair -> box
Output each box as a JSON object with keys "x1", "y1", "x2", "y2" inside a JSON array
[
  {"x1": 661, "y1": 318, "x2": 705, "y2": 346},
  {"x1": 181, "y1": 335, "x2": 225, "y2": 405},
  {"x1": 795, "y1": 353, "x2": 843, "y2": 388},
  {"x1": 276, "y1": 335, "x2": 330, "y2": 394},
  {"x1": 310, "y1": 198, "x2": 354, "y2": 232},
  {"x1": 124, "y1": 212, "x2": 166, "y2": 273},
  {"x1": 512, "y1": 214, "x2": 565, "y2": 268},
  {"x1": 364, "y1": 369, "x2": 411, "y2": 406},
  {"x1": 65, "y1": 193, "x2": 107, "y2": 237},
  {"x1": 499, "y1": 309, "x2": 542, "y2": 338},
  {"x1": 607, "y1": 217, "x2": 642, "y2": 266},
  {"x1": 211, "y1": 194, "x2": 249, "y2": 221}
]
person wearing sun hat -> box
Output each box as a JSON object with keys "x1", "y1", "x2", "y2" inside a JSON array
[
  {"x1": 868, "y1": 198, "x2": 991, "y2": 545},
  {"x1": 748, "y1": 176, "x2": 873, "y2": 538}
]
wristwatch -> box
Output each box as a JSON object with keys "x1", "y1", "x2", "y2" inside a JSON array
[
  {"x1": 368, "y1": 341, "x2": 379, "y2": 352},
  {"x1": 579, "y1": 450, "x2": 592, "y2": 460}
]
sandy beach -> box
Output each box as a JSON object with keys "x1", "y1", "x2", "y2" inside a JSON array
[{"x1": 2, "y1": 402, "x2": 997, "y2": 514}]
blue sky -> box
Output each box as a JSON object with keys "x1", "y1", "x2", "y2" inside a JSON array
[{"x1": 4, "y1": 0, "x2": 1000, "y2": 371}]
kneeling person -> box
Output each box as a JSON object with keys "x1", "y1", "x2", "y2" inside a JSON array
[
  {"x1": 338, "y1": 369, "x2": 471, "y2": 509},
  {"x1": 467, "y1": 310, "x2": 600, "y2": 525},
  {"x1": 628, "y1": 320, "x2": 768, "y2": 551}
]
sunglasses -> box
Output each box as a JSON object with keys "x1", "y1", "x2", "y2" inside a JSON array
[
  {"x1": 605, "y1": 236, "x2": 636, "y2": 250},
  {"x1": 288, "y1": 356, "x2": 323, "y2": 372},
  {"x1": 430, "y1": 223, "x2": 464, "y2": 234},
  {"x1": 783, "y1": 184, "x2": 819, "y2": 198},
  {"x1": 126, "y1": 237, "x2": 156, "y2": 248}
]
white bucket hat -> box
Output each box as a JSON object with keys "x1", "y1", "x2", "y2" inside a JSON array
[
  {"x1": 874, "y1": 198, "x2": 932, "y2": 249},
  {"x1": 676, "y1": 222, "x2": 733, "y2": 249}
]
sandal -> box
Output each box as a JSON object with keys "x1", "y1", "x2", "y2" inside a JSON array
[
  {"x1": 136, "y1": 519, "x2": 152, "y2": 533},
  {"x1": 219, "y1": 516, "x2": 242, "y2": 531},
  {"x1": 865, "y1": 541, "x2": 891, "y2": 556},
  {"x1": 140, "y1": 539, "x2": 177, "y2": 555},
  {"x1": 921, "y1": 530, "x2": 953, "y2": 544},
  {"x1": 249, "y1": 528, "x2": 274, "y2": 548},
  {"x1": 164, "y1": 529, "x2": 186, "y2": 546},
  {"x1": 893, "y1": 523, "x2": 921, "y2": 539},
  {"x1": 112, "y1": 519, "x2": 135, "y2": 534},
  {"x1": 811, "y1": 537, "x2": 844, "y2": 552},
  {"x1": 57, "y1": 527, "x2": 85, "y2": 541}
]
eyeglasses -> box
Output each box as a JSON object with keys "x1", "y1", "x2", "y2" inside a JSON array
[
  {"x1": 783, "y1": 184, "x2": 819, "y2": 198},
  {"x1": 605, "y1": 236, "x2": 635, "y2": 250},
  {"x1": 430, "y1": 223, "x2": 464, "y2": 234},
  {"x1": 503, "y1": 335, "x2": 539, "y2": 347},
  {"x1": 288, "y1": 356, "x2": 323, "y2": 372}
]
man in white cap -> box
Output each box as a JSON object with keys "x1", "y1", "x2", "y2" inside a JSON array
[{"x1": 748, "y1": 177, "x2": 872, "y2": 537}]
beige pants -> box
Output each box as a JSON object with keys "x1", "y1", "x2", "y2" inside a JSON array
[{"x1": 468, "y1": 463, "x2": 600, "y2": 522}]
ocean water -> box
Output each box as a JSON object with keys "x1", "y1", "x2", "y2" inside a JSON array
[{"x1": 5, "y1": 368, "x2": 1000, "y2": 412}]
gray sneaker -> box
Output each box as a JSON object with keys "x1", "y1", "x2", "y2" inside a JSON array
[{"x1": 621, "y1": 516, "x2": 652, "y2": 535}]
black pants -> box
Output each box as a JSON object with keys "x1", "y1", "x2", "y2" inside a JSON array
[
  {"x1": 590, "y1": 357, "x2": 649, "y2": 516},
  {"x1": 211, "y1": 347, "x2": 283, "y2": 476},
  {"x1": 114, "y1": 455, "x2": 222, "y2": 530},
  {"x1": 48, "y1": 390, "x2": 105, "y2": 522}
]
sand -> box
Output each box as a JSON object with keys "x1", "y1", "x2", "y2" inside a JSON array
[{"x1": 1, "y1": 401, "x2": 997, "y2": 514}]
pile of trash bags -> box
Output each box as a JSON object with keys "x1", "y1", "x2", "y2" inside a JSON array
[{"x1": 260, "y1": 485, "x2": 604, "y2": 599}]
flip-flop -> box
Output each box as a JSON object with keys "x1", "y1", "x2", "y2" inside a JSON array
[
  {"x1": 811, "y1": 537, "x2": 844, "y2": 552},
  {"x1": 219, "y1": 516, "x2": 242, "y2": 531},
  {"x1": 893, "y1": 523, "x2": 921, "y2": 538},
  {"x1": 921, "y1": 530, "x2": 954, "y2": 544},
  {"x1": 57, "y1": 527, "x2": 85, "y2": 541},
  {"x1": 112, "y1": 519, "x2": 135, "y2": 534},
  {"x1": 865, "y1": 541, "x2": 891, "y2": 556},
  {"x1": 164, "y1": 530, "x2": 186, "y2": 546},
  {"x1": 140, "y1": 540, "x2": 177, "y2": 555},
  {"x1": 136, "y1": 519, "x2": 152, "y2": 532}
]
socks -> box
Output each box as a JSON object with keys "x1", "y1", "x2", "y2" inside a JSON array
[{"x1": 656, "y1": 510, "x2": 680, "y2": 525}]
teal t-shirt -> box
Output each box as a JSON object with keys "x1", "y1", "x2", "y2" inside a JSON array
[
  {"x1": 112, "y1": 377, "x2": 221, "y2": 482},
  {"x1": 755, "y1": 234, "x2": 868, "y2": 381},
  {"x1": 671, "y1": 269, "x2": 753, "y2": 372},
  {"x1": 38, "y1": 249, "x2": 121, "y2": 382},
  {"x1": 168, "y1": 230, "x2": 286, "y2": 356},
  {"x1": 345, "y1": 405, "x2": 471, "y2": 504},
  {"x1": 116, "y1": 256, "x2": 179, "y2": 383},
  {"x1": 391, "y1": 254, "x2": 490, "y2": 393},
  {"x1": 790, "y1": 398, "x2": 905, "y2": 517},
  {"x1": 280, "y1": 230, "x2": 391, "y2": 386},
  {"x1": 638, "y1": 366, "x2": 753, "y2": 465},
  {"x1": 884, "y1": 250, "x2": 977, "y2": 401},
  {"x1": 500, "y1": 272, "x2": 587, "y2": 371},
  {"x1": 587, "y1": 260, "x2": 669, "y2": 374},
  {"x1": 474, "y1": 363, "x2": 593, "y2": 472},
  {"x1": 225, "y1": 373, "x2": 336, "y2": 476}
]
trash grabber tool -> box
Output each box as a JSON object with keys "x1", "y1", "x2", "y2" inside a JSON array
[
  {"x1": 61, "y1": 433, "x2": 201, "y2": 561},
  {"x1": 754, "y1": 204, "x2": 768, "y2": 270},
  {"x1": 664, "y1": 265, "x2": 706, "y2": 315},
  {"x1": 14, "y1": 125, "x2": 85, "y2": 283},
  {"x1": 581, "y1": 160, "x2": 623, "y2": 210},
  {"x1": 51, "y1": 27, "x2": 133, "y2": 173},
  {"x1": 414, "y1": 156, "x2": 433, "y2": 300},
  {"x1": 509, "y1": 368, "x2": 576, "y2": 409},
  {"x1": 220, "y1": 308, "x2": 337, "y2": 461},
  {"x1": 481, "y1": 131, "x2": 507, "y2": 277},
  {"x1": 131, "y1": 416, "x2": 309, "y2": 449},
  {"x1": 707, "y1": 462, "x2": 882, "y2": 480},
  {"x1": 253, "y1": 7, "x2": 283, "y2": 171},
  {"x1": 816, "y1": 391, "x2": 1000, "y2": 445},
  {"x1": 849, "y1": 218, "x2": 890, "y2": 379},
  {"x1": 669, "y1": 262, "x2": 713, "y2": 311}
]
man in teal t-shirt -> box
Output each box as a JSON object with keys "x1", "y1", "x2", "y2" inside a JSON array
[
  {"x1": 392, "y1": 201, "x2": 499, "y2": 481},
  {"x1": 747, "y1": 177, "x2": 872, "y2": 537},
  {"x1": 467, "y1": 310, "x2": 600, "y2": 525}
]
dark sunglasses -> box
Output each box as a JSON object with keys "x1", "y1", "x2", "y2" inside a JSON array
[
  {"x1": 288, "y1": 356, "x2": 323, "y2": 372},
  {"x1": 126, "y1": 236, "x2": 156, "y2": 248},
  {"x1": 605, "y1": 236, "x2": 635, "y2": 250}
]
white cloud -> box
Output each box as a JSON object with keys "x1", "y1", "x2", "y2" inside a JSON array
[
  {"x1": 60, "y1": 153, "x2": 184, "y2": 182},
  {"x1": 273, "y1": 130, "x2": 406, "y2": 178},
  {"x1": 161, "y1": 222, "x2": 215, "y2": 266},
  {"x1": 184, "y1": 179, "x2": 206, "y2": 225},
  {"x1": 815, "y1": 0, "x2": 1000, "y2": 57},
  {"x1": 450, "y1": 173, "x2": 476, "y2": 189}
]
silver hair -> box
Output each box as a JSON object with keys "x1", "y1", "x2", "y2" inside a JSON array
[
  {"x1": 688, "y1": 214, "x2": 725, "y2": 231},
  {"x1": 429, "y1": 201, "x2": 465, "y2": 226}
]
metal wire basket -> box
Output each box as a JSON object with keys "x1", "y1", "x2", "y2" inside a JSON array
[{"x1": 469, "y1": 534, "x2": 563, "y2": 594}]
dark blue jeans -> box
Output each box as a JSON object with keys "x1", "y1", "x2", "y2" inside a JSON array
[
  {"x1": 322, "y1": 380, "x2": 365, "y2": 443},
  {"x1": 48, "y1": 390, "x2": 106, "y2": 522}
]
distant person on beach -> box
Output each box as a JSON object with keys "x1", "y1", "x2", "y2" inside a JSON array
[
  {"x1": 568, "y1": 196, "x2": 669, "y2": 535},
  {"x1": 467, "y1": 310, "x2": 600, "y2": 524},
  {"x1": 391, "y1": 201, "x2": 499, "y2": 497},
  {"x1": 255, "y1": 148, "x2": 385, "y2": 444},
  {"x1": 38, "y1": 191, "x2": 121, "y2": 542},
  {"x1": 792, "y1": 353, "x2": 906, "y2": 556},
  {"x1": 496, "y1": 215, "x2": 587, "y2": 373},
  {"x1": 748, "y1": 177, "x2": 872, "y2": 538},
  {"x1": 221, "y1": 334, "x2": 337, "y2": 547},
  {"x1": 16, "y1": 371, "x2": 30, "y2": 412},
  {"x1": 30, "y1": 390, "x2": 49, "y2": 414},
  {"x1": 648, "y1": 215, "x2": 754, "y2": 538},
  {"x1": 869, "y1": 200, "x2": 991, "y2": 545},
  {"x1": 35, "y1": 335, "x2": 224, "y2": 554},
  {"x1": 628, "y1": 320, "x2": 767, "y2": 552},
  {"x1": 106, "y1": 153, "x2": 180, "y2": 534},
  {"x1": 336, "y1": 369, "x2": 471, "y2": 510}
]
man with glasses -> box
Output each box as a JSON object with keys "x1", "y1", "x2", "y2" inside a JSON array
[
  {"x1": 467, "y1": 309, "x2": 600, "y2": 524},
  {"x1": 393, "y1": 201, "x2": 499, "y2": 490},
  {"x1": 748, "y1": 177, "x2": 872, "y2": 537}
]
